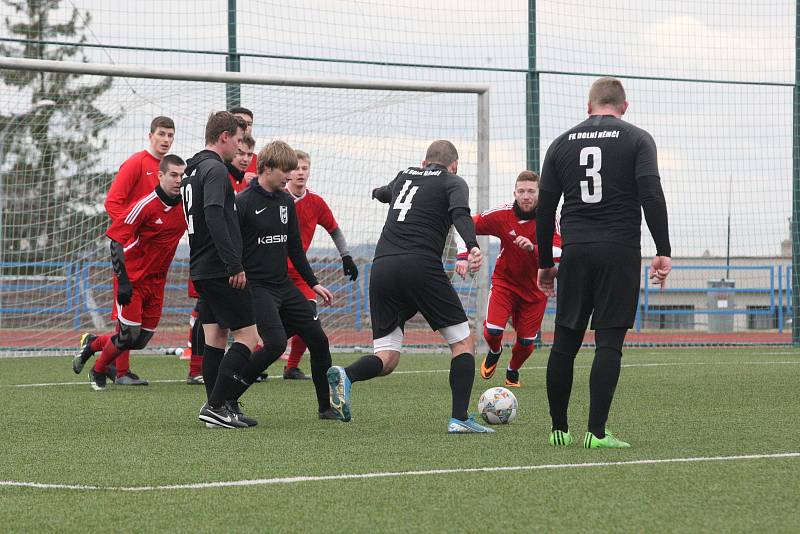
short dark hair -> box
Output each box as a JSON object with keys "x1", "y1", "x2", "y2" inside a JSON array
[
  {"x1": 242, "y1": 133, "x2": 256, "y2": 149},
  {"x1": 295, "y1": 149, "x2": 310, "y2": 162},
  {"x1": 150, "y1": 116, "x2": 174, "y2": 133},
  {"x1": 228, "y1": 106, "x2": 253, "y2": 119},
  {"x1": 159, "y1": 154, "x2": 185, "y2": 174},
  {"x1": 516, "y1": 170, "x2": 539, "y2": 183},
  {"x1": 589, "y1": 77, "x2": 626, "y2": 111},
  {"x1": 204, "y1": 111, "x2": 246, "y2": 145},
  {"x1": 424, "y1": 140, "x2": 458, "y2": 167}
]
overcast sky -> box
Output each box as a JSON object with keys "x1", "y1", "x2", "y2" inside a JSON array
[{"x1": 1, "y1": 0, "x2": 795, "y2": 258}]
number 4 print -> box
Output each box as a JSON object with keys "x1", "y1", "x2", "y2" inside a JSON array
[{"x1": 393, "y1": 180, "x2": 419, "y2": 222}]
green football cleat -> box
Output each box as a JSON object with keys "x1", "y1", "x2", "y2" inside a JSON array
[
  {"x1": 583, "y1": 429, "x2": 630, "y2": 449},
  {"x1": 549, "y1": 429, "x2": 573, "y2": 447}
]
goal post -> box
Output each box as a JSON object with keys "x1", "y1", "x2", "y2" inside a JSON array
[{"x1": 0, "y1": 56, "x2": 490, "y2": 354}]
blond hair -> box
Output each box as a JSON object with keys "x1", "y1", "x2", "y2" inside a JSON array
[{"x1": 257, "y1": 140, "x2": 298, "y2": 174}]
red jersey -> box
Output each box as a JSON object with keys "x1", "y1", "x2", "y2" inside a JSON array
[
  {"x1": 105, "y1": 149, "x2": 161, "y2": 222},
  {"x1": 246, "y1": 153, "x2": 258, "y2": 175},
  {"x1": 105, "y1": 189, "x2": 186, "y2": 283},
  {"x1": 287, "y1": 188, "x2": 339, "y2": 277},
  {"x1": 229, "y1": 172, "x2": 249, "y2": 193},
  {"x1": 467, "y1": 203, "x2": 562, "y2": 302}
]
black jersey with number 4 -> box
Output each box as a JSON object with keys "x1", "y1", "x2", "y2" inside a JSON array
[
  {"x1": 181, "y1": 150, "x2": 243, "y2": 280},
  {"x1": 539, "y1": 115, "x2": 659, "y2": 248},
  {"x1": 372, "y1": 164, "x2": 471, "y2": 261}
]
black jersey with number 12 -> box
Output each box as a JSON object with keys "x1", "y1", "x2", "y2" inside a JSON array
[
  {"x1": 373, "y1": 164, "x2": 471, "y2": 261},
  {"x1": 539, "y1": 114, "x2": 659, "y2": 249}
]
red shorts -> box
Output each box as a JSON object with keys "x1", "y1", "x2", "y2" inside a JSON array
[
  {"x1": 484, "y1": 284, "x2": 546, "y2": 339},
  {"x1": 288, "y1": 269, "x2": 316, "y2": 300},
  {"x1": 111, "y1": 277, "x2": 166, "y2": 330}
]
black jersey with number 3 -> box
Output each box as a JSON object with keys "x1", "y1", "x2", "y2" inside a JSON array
[
  {"x1": 373, "y1": 164, "x2": 470, "y2": 261},
  {"x1": 539, "y1": 115, "x2": 659, "y2": 248}
]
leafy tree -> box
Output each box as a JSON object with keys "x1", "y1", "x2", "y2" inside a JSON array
[{"x1": 0, "y1": 0, "x2": 117, "y2": 266}]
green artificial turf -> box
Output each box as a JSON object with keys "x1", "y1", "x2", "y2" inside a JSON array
[{"x1": 1, "y1": 348, "x2": 799, "y2": 533}]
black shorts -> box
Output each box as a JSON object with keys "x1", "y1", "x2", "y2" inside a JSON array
[
  {"x1": 250, "y1": 280, "x2": 320, "y2": 340},
  {"x1": 555, "y1": 243, "x2": 641, "y2": 331},
  {"x1": 193, "y1": 278, "x2": 255, "y2": 332},
  {"x1": 369, "y1": 254, "x2": 467, "y2": 339}
]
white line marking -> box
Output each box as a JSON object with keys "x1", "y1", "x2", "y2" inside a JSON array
[
  {"x1": 4, "y1": 360, "x2": 800, "y2": 388},
  {"x1": 1, "y1": 452, "x2": 797, "y2": 492}
]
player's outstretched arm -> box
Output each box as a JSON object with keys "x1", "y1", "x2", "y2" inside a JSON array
[{"x1": 109, "y1": 239, "x2": 133, "y2": 305}]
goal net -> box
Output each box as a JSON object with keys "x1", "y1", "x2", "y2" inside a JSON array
[{"x1": 0, "y1": 59, "x2": 488, "y2": 354}]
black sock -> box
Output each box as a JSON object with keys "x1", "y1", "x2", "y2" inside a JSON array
[
  {"x1": 202, "y1": 346, "x2": 225, "y2": 401},
  {"x1": 546, "y1": 349, "x2": 576, "y2": 432},
  {"x1": 208, "y1": 342, "x2": 251, "y2": 408},
  {"x1": 588, "y1": 328, "x2": 626, "y2": 438},
  {"x1": 305, "y1": 331, "x2": 333, "y2": 412},
  {"x1": 345, "y1": 354, "x2": 383, "y2": 383},
  {"x1": 239, "y1": 342, "x2": 285, "y2": 384},
  {"x1": 546, "y1": 324, "x2": 584, "y2": 432},
  {"x1": 449, "y1": 353, "x2": 474, "y2": 421}
]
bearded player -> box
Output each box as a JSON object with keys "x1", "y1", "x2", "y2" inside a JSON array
[{"x1": 455, "y1": 170, "x2": 561, "y2": 387}]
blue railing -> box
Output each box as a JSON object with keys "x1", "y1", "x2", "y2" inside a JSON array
[
  {"x1": 0, "y1": 260, "x2": 790, "y2": 332},
  {"x1": 636, "y1": 264, "x2": 790, "y2": 333}
]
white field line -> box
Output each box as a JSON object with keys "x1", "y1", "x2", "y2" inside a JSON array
[
  {"x1": 4, "y1": 360, "x2": 800, "y2": 388},
  {"x1": 1, "y1": 452, "x2": 797, "y2": 492}
]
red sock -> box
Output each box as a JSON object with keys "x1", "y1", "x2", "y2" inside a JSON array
[
  {"x1": 94, "y1": 338, "x2": 122, "y2": 373},
  {"x1": 483, "y1": 325, "x2": 503, "y2": 354},
  {"x1": 189, "y1": 353, "x2": 203, "y2": 376},
  {"x1": 90, "y1": 334, "x2": 111, "y2": 353},
  {"x1": 115, "y1": 350, "x2": 131, "y2": 378},
  {"x1": 286, "y1": 335, "x2": 306, "y2": 369},
  {"x1": 509, "y1": 340, "x2": 534, "y2": 371}
]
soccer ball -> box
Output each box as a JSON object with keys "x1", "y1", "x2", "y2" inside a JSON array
[{"x1": 477, "y1": 386, "x2": 518, "y2": 425}]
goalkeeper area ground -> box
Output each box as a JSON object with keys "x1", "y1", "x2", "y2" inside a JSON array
[{"x1": 1, "y1": 348, "x2": 798, "y2": 531}]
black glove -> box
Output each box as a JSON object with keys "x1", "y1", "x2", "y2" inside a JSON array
[
  {"x1": 117, "y1": 280, "x2": 133, "y2": 306},
  {"x1": 341, "y1": 255, "x2": 358, "y2": 281}
]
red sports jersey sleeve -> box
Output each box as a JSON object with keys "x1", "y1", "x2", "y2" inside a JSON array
[
  {"x1": 474, "y1": 205, "x2": 510, "y2": 238},
  {"x1": 313, "y1": 194, "x2": 338, "y2": 234}
]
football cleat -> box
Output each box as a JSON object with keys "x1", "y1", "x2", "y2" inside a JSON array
[
  {"x1": 254, "y1": 372, "x2": 269, "y2": 383},
  {"x1": 186, "y1": 374, "x2": 205, "y2": 385},
  {"x1": 327, "y1": 366, "x2": 352, "y2": 422},
  {"x1": 283, "y1": 367, "x2": 310, "y2": 380},
  {"x1": 198, "y1": 403, "x2": 248, "y2": 429},
  {"x1": 226, "y1": 401, "x2": 257, "y2": 427},
  {"x1": 504, "y1": 368, "x2": 521, "y2": 388},
  {"x1": 549, "y1": 429, "x2": 573, "y2": 447},
  {"x1": 317, "y1": 408, "x2": 339, "y2": 420},
  {"x1": 447, "y1": 416, "x2": 496, "y2": 433},
  {"x1": 115, "y1": 372, "x2": 148, "y2": 386},
  {"x1": 583, "y1": 429, "x2": 631, "y2": 449},
  {"x1": 72, "y1": 332, "x2": 97, "y2": 374},
  {"x1": 88, "y1": 368, "x2": 107, "y2": 391},
  {"x1": 480, "y1": 349, "x2": 502, "y2": 379}
]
